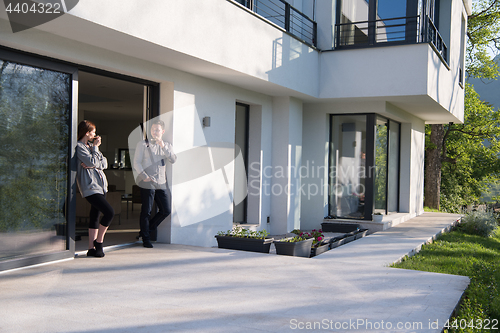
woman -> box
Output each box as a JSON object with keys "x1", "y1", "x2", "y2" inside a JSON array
[{"x1": 76, "y1": 120, "x2": 114, "y2": 257}]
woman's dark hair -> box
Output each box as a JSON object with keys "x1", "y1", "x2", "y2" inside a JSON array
[{"x1": 78, "y1": 120, "x2": 96, "y2": 141}]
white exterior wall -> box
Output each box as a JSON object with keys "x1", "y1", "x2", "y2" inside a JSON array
[
  {"x1": 300, "y1": 109, "x2": 330, "y2": 230},
  {"x1": 319, "y1": 43, "x2": 464, "y2": 124},
  {"x1": 270, "y1": 97, "x2": 303, "y2": 234}
]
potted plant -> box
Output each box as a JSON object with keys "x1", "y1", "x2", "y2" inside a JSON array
[
  {"x1": 274, "y1": 235, "x2": 314, "y2": 258},
  {"x1": 215, "y1": 226, "x2": 273, "y2": 253},
  {"x1": 306, "y1": 229, "x2": 330, "y2": 257},
  {"x1": 372, "y1": 212, "x2": 383, "y2": 222}
]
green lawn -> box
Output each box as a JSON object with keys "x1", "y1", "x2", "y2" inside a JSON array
[{"x1": 392, "y1": 228, "x2": 500, "y2": 332}]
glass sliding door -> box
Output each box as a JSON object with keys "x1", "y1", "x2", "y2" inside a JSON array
[
  {"x1": 338, "y1": 0, "x2": 370, "y2": 46},
  {"x1": 0, "y1": 59, "x2": 71, "y2": 263},
  {"x1": 374, "y1": 116, "x2": 388, "y2": 213},
  {"x1": 336, "y1": 0, "x2": 422, "y2": 47},
  {"x1": 376, "y1": 0, "x2": 407, "y2": 43},
  {"x1": 387, "y1": 120, "x2": 400, "y2": 213},
  {"x1": 329, "y1": 115, "x2": 367, "y2": 219}
]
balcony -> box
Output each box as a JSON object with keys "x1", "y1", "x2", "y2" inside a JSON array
[
  {"x1": 335, "y1": 15, "x2": 448, "y2": 65},
  {"x1": 233, "y1": 0, "x2": 317, "y2": 47}
]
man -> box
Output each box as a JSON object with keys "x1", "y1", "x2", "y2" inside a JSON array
[{"x1": 133, "y1": 120, "x2": 176, "y2": 248}]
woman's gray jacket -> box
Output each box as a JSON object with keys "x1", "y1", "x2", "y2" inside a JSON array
[{"x1": 76, "y1": 141, "x2": 108, "y2": 197}]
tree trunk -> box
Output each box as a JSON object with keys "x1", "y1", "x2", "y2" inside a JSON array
[{"x1": 424, "y1": 124, "x2": 445, "y2": 209}]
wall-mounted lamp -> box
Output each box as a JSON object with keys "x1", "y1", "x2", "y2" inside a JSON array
[{"x1": 203, "y1": 116, "x2": 211, "y2": 127}]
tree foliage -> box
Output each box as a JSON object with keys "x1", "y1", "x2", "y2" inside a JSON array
[
  {"x1": 426, "y1": 0, "x2": 500, "y2": 211},
  {"x1": 466, "y1": 0, "x2": 500, "y2": 80},
  {"x1": 0, "y1": 61, "x2": 70, "y2": 232},
  {"x1": 440, "y1": 84, "x2": 500, "y2": 212}
]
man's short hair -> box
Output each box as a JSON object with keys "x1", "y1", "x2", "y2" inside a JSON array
[{"x1": 151, "y1": 120, "x2": 165, "y2": 130}]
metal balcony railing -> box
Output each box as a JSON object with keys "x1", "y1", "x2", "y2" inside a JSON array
[
  {"x1": 233, "y1": 0, "x2": 317, "y2": 47},
  {"x1": 425, "y1": 16, "x2": 448, "y2": 63},
  {"x1": 335, "y1": 15, "x2": 448, "y2": 64}
]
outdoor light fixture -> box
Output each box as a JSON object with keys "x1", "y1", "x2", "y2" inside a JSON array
[{"x1": 203, "y1": 116, "x2": 211, "y2": 127}]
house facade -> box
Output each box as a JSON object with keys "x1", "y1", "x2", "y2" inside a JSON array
[{"x1": 0, "y1": 0, "x2": 470, "y2": 271}]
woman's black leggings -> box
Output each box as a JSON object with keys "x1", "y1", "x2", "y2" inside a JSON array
[{"x1": 85, "y1": 193, "x2": 114, "y2": 229}]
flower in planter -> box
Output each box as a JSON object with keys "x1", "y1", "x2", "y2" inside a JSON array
[
  {"x1": 297, "y1": 229, "x2": 325, "y2": 247},
  {"x1": 216, "y1": 226, "x2": 269, "y2": 239},
  {"x1": 278, "y1": 235, "x2": 310, "y2": 242}
]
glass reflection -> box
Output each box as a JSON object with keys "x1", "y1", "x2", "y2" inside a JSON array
[
  {"x1": 340, "y1": 0, "x2": 370, "y2": 45},
  {"x1": 374, "y1": 117, "x2": 387, "y2": 213},
  {"x1": 376, "y1": 0, "x2": 407, "y2": 43},
  {"x1": 329, "y1": 115, "x2": 367, "y2": 219},
  {"x1": 387, "y1": 120, "x2": 400, "y2": 212},
  {"x1": 0, "y1": 60, "x2": 70, "y2": 261}
]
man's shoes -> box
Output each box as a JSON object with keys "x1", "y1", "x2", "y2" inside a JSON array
[{"x1": 143, "y1": 240, "x2": 153, "y2": 248}]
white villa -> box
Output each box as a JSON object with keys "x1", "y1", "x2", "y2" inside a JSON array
[{"x1": 0, "y1": 0, "x2": 469, "y2": 271}]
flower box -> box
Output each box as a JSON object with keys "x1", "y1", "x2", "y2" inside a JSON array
[
  {"x1": 320, "y1": 222, "x2": 360, "y2": 233},
  {"x1": 215, "y1": 235, "x2": 273, "y2": 253},
  {"x1": 354, "y1": 229, "x2": 368, "y2": 240},
  {"x1": 329, "y1": 237, "x2": 344, "y2": 249},
  {"x1": 274, "y1": 238, "x2": 314, "y2": 258},
  {"x1": 310, "y1": 243, "x2": 330, "y2": 257},
  {"x1": 343, "y1": 235, "x2": 356, "y2": 244}
]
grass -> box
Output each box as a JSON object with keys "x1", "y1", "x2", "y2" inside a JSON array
[
  {"x1": 423, "y1": 206, "x2": 443, "y2": 213},
  {"x1": 392, "y1": 227, "x2": 500, "y2": 332}
]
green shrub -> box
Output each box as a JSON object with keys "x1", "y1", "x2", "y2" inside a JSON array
[{"x1": 460, "y1": 211, "x2": 498, "y2": 237}]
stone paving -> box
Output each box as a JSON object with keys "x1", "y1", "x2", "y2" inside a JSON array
[{"x1": 0, "y1": 213, "x2": 469, "y2": 333}]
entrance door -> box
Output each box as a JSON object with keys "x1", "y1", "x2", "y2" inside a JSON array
[
  {"x1": 233, "y1": 103, "x2": 249, "y2": 223},
  {"x1": 76, "y1": 71, "x2": 155, "y2": 250}
]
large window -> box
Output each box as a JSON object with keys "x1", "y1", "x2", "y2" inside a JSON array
[
  {"x1": 336, "y1": 0, "x2": 423, "y2": 47},
  {"x1": 0, "y1": 59, "x2": 71, "y2": 263},
  {"x1": 328, "y1": 114, "x2": 400, "y2": 220}
]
